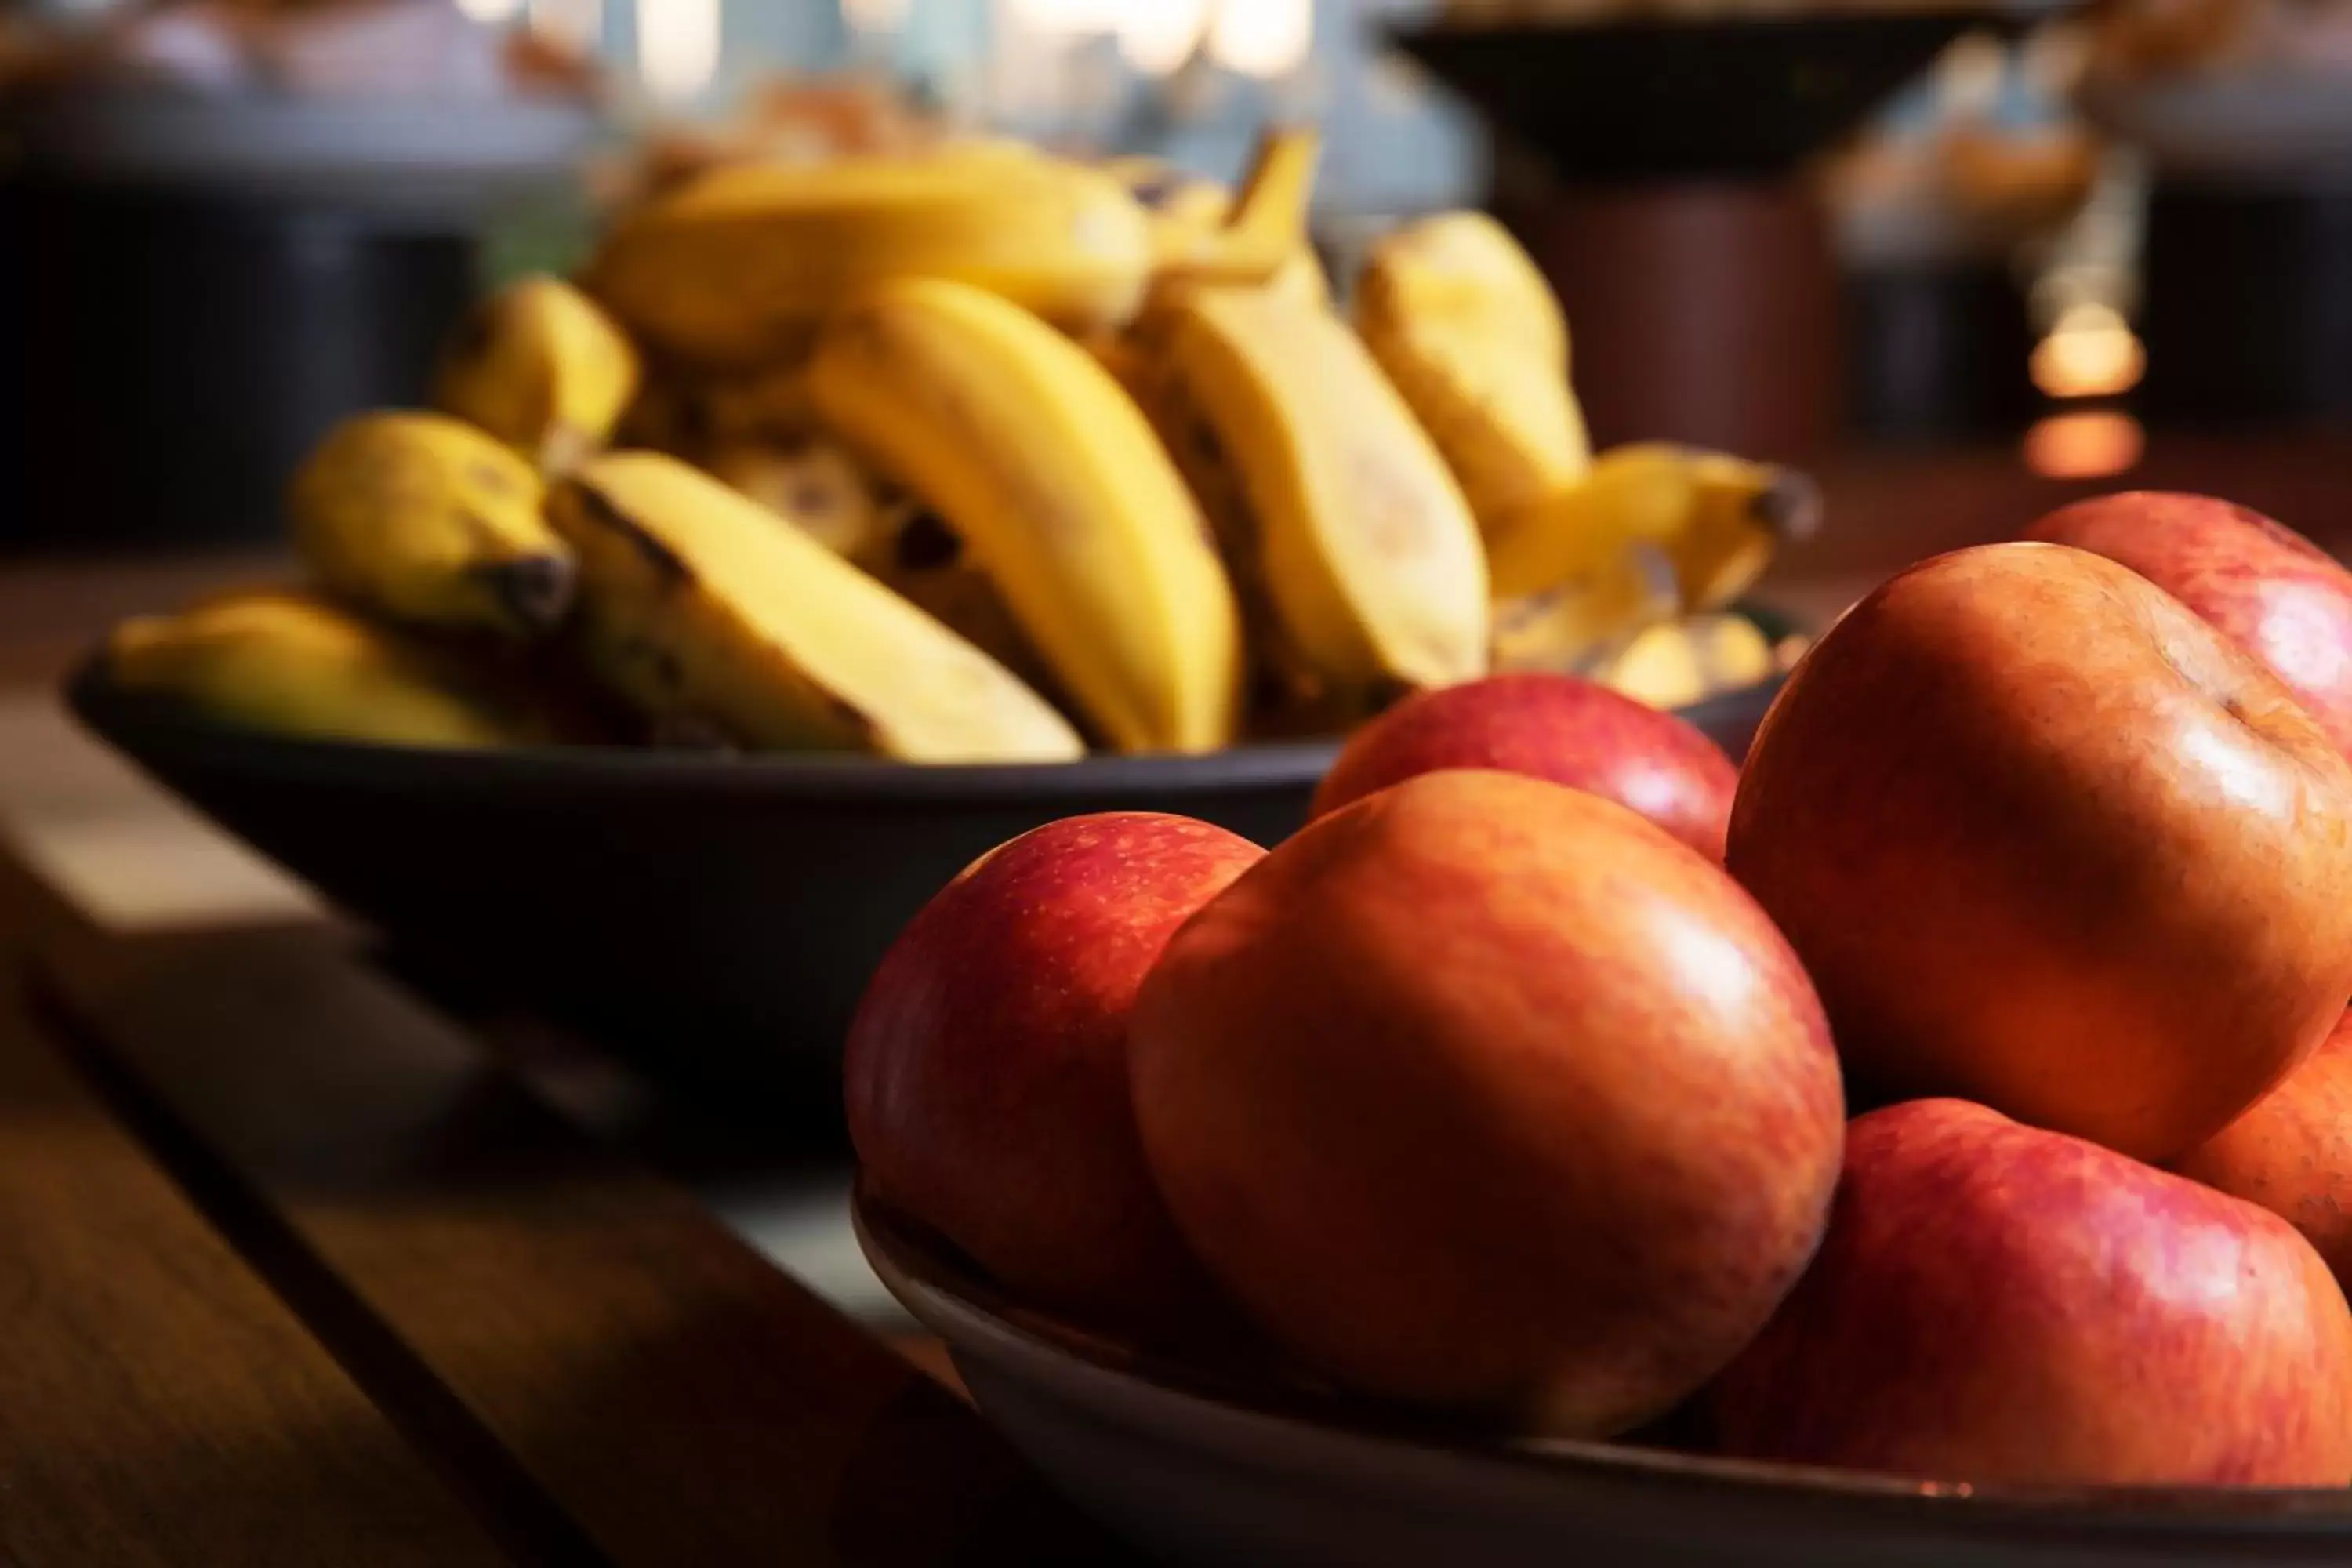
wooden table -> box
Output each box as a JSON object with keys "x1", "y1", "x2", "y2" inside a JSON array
[
  {"x1": 0, "y1": 427, "x2": 2345, "y2": 1562},
  {"x1": 0, "y1": 658, "x2": 1148, "y2": 1564}
]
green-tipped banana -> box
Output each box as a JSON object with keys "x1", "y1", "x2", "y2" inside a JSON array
[
  {"x1": 546, "y1": 452, "x2": 1083, "y2": 762},
  {"x1": 434, "y1": 274, "x2": 641, "y2": 474},
  {"x1": 106, "y1": 590, "x2": 546, "y2": 748},
  {"x1": 809, "y1": 277, "x2": 1243, "y2": 754},
  {"x1": 289, "y1": 411, "x2": 575, "y2": 637}
]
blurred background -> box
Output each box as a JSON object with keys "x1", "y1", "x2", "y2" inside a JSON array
[{"x1": 2, "y1": 0, "x2": 2349, "y2": 564}]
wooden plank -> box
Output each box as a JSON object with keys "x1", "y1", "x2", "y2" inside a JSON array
[
  {"x1": 37, "y1": 919, "x2": 1131, "y2": 1568},
  {"x1": 0, "y1": 969, "x2": 513, "y2": 1567}
]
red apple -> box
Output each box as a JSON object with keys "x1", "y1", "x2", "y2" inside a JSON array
[
  {"x1": 2176, "y1": 1007, "x2": 2352, "y2": 1293},
  {"x1": 1311, "y1": 671, "x2": 1740, "y2": 859},
  {"x1": 1130, "y1": 769, "x2": 1844, "y2": 1436},
  {"x1": 2027, "y1": 492, "x2": 2352, "y2": 761},
  {"x1": 844, "y1": 811, "x2": 1261, "y2": 1328},
  {"x1": 1729, "y1": 541, "x2": 2352, "y2": 1163},
  {"x1": 1710, "y1": 1098, "x2": 2352, "y2": 1486}
]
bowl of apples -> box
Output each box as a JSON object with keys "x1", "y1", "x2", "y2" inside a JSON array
[{"x1": 848, "y1": 492, "x2": 2352, "y2": 1563}]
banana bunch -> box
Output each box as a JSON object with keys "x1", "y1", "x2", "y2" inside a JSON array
[
  {"x1": 106, "y1": 123, "x2": 1816, "y2": 759},
  {"x1": 548, "y1": 452, "x2": 1083, "y2": 762},
  {"x1": 107, "y1": 591, "x2": 550, "y2": 748},
  {"x1": 434, "y1": 275, "x2": 641, "y2": 474},
  {"x1": 289, "y1": 411, "x2": 577, "y2": 637}
]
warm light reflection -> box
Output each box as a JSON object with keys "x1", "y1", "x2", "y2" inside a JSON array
[
  {"x1": 528, "y1": 0, "x2": 601, "y2": 49},
  {"x1": 2030, "y1": 302, "x2": 2147, "y2": 400},
  {"x1": 1119, "y1": 0, "x2": 1210, "y2": 76},
  {"x1": 1209, "y1": 0, "x2": 1312, "y2": 78},
  {"x1": 455, "y1": 0, "x2": 524, "y2": 22},
  {"x1": 637, "y1": 0, "x2": 719, "y2": 100},
  {"x1": 2024, "y1": 410, "x2": 2144, "y2": 480},
  {"x1": 1010, "y1": 0, "x2": 1125, "y2": 29},
  {"x1": 843, "y1": 0, "x2": 910, "y2": 30}
]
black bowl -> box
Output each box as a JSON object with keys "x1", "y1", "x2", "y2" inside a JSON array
[
  {"x1": 67, "y1": 659, "x2": 1788, "y2": 1115},
  {"x1": 1393, "y1": 10, "x2": 2052, "y2": 183}
]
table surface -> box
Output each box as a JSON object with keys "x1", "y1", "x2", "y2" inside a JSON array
[{"x1": 0, "y1": 426, "x2": 2347, "y2": 1563}]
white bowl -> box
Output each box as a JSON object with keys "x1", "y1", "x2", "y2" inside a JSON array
[{"x1": 855, "y1": 1193, "x2": 2352, "y2": 1566}]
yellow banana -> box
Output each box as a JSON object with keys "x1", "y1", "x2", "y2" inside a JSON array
[
  {"x1": 809, "y1": 278, "x2": 1242, "y2": 755},
  {"x1": 1153, "y1": 126, "x2": 1321, "y2": 291},
  {"x1": 105, "y1": 590, "x2": 546, "y2": 748},
  {"x1": 1138, "y1": 285, "x2": 1490, "y2": 715},
  {"x1": 433, "y1": 274, "x2": 641, "y2": 474},
  {"x1": 1103, "y1": 156, "x2": 1237, "y2": 267},
  {"x1": 1264, "y1": 244, "x2": 1334, "y2": 311},
  {"x1": 1356, "y1": 211, "x2": 1589, "y2": 533},
  {"x1": 700, "y1": 434, "x2": 1060, "y2": 704},
  {"x1": 1364, "y1": 210, "x2": 1568, "y2": 369},
  {"x1": 1595, "y1": 613, "x2": 1780, "y2": 710},
  {"x1": 585, "y1": 148, "x2": 1158, "y2": 367},
  {"x1": 546, "y1": 452, "x2": 1082, "y2": 763},
  {"x1": 1489, "y1": 544, "x2": 1681, "y2": 678},
  {"x1": 1668, "y1": 450, "x2": 1823, "y2": 612},
  {"x1": 289, "y1": 411, "x2": 575, "y2": 637},
  {"x1": 1486, "y1": 442, "x2": 1820, "y2": 610}
]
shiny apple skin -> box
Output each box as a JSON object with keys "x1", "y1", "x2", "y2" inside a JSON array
[
  {"x1": 1311, "y1": 672, "x2": 1740, "y2": 860},
  {"x1": 2028, "y1": 491, "x2": 2352, "y2": 762},
  {"x1": 1711, "y1": 1098, "x2": 2352, "y2": 1487},
  {"x1": 2176, "y1": 1007, "x2": 2352, "y2": 1294},
  {"x1": 844, "y1": 811, "x2": 1261, "y2": 1329},
  {"x1": 1131, "y1": 769, "x2": 1844, "y2": 1436},
  {"x1": 1729, "y1": 541, "x2": 2352, "y2": 1163}
]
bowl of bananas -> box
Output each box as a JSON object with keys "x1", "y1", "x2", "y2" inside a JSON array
[{"x1": 71, "y1": 128, "x2": 1816, "y2": 1109}]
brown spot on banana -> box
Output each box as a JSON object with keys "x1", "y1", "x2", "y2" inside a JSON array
[{"x1": 568, "y1": 481, "x2": 695, "y2": 588}]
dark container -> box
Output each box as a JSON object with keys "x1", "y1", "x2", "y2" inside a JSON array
[
  {"x1": 2138, "y1": 178, "x2": 2352, "y2": 426},
  {"x1": 2, "y1": 177, "x2": 474, "y2": 549},
  {"x1": 0, "y1": 91, "x2": 592, "y2": 550},
  {"x1": 70, "y1": 657, "x2": 1790, "y2": 1118}
]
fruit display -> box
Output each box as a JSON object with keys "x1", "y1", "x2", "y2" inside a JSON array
[
  {"x1": 99, "y1": 125, "x2": 1805, "y2": 758},
  {"x1": 853, "y1": 489, "x2": 2352, "y2": 1494}
]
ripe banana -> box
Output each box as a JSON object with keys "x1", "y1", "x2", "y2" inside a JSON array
[
  {"x1": 1138, "y1": 284, "x2": 1490, "y2": 716},
  {"x1": 1356, "y1": 211, "x2": 1590, "y2": 533},
  {"x1": 1486, "y1": 442, "x2": 1822, "y2": 611},
  {"x1": 586, "y1": 147, "x2": 1159, "y2": 367},
  {"x1": 289, "y1": 411, "x2": 576, "y2": 637},
  {"x1": 1152, "y1": 126, "x2": 1321, "y2": 292},
  {"x1": 546, "y1": 451, "x2": 1083, "y2": 762},
  {"x1": 1490, "y1": 543, "x2": 1681, "y2": 678},
  {"x1": 106, "y1": 590, "x2": 546, "y2": 748},
  {"x1": 434, "y1": 274, "x2": 641, "y2": 474},
  {"x1": 1595, "y1": 612, "x2": 1780, "y2": 710},
  {"x1": 1103, "y1": 156, "x2": 1237, "y2": 267},
  {"x1": 809, "y1": 277, "x2": 1243, "y2": 754}
]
